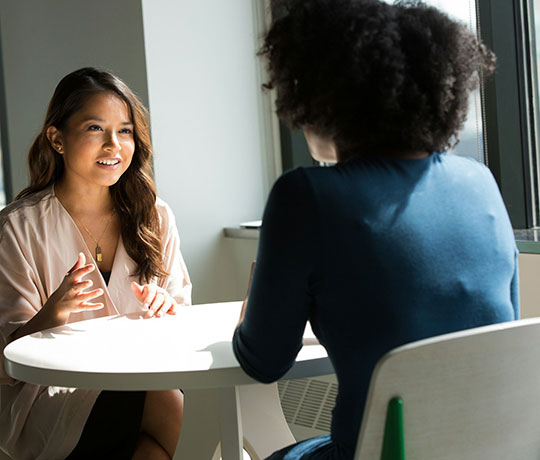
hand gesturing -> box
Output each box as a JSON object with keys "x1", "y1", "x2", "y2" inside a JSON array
[
  {"x1": 43, "y1": 252, "x2": 104, "y2": 323},
  {"x1": 131, "y1": 282, "x2": 178, "y2": 318}
]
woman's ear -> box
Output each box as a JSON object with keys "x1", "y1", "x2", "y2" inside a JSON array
[{"x1": 46, "y1": 126, "x2": 64, "y2": 154}]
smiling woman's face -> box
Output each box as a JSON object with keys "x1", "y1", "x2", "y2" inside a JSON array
[{"x1": 47, "y1": 91, "x2": 135, "y2": 189}]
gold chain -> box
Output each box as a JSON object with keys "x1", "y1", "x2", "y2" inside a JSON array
[{"x1": 74, "y1": 211, "x2": 115, "y2": 263}]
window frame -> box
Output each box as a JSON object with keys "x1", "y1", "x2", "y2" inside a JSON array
[
  {"x1": 0, "y1": 21, "x2": 12, "y2": 204},
  {"x1": 478, "y1": 0, "x2": 538, "y2": 229}
]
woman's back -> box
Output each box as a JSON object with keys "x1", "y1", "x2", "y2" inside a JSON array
[
  {"x1": 234, "y1": 153, "x2": 518, "y2": 458},
  {"x1": 309, "y1": 153, "x2": 517, "y2": 453},
  {"x1": 233, "y1": 1, "x2": 512, "y2": 458}
]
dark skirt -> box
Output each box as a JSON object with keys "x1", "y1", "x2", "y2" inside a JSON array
[{"x1": 66, "y1": 390, "x2": 146, "y2": 460}]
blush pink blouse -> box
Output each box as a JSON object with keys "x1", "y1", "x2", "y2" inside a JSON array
[{"x1": 0, "y1": 186, "x2": 192, "y2": 460}]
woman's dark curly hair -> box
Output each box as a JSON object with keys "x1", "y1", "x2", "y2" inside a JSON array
[{"x1": 261, "y1": 0, "x2": 496, "y2": 160}]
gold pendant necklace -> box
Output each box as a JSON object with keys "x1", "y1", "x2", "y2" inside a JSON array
[{"x1": 75, "y1": 211, "x2": 115, "y2": 263}]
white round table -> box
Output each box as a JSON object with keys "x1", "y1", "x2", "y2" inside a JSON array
[{"x1": 4, "y1": 302, "x2": 333, "y2": 460}]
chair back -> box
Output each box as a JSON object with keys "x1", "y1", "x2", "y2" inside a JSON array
[{"x1": 354, "y1": 318, "x2": 540, "y2": 460}]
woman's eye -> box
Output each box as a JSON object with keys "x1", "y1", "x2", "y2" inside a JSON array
[
  {"x1": 88, "y1": 125, "x2": 102, "y2": 131},
  {"x1": 119, "y1": 128, "x2": 133, "y2": 134}
]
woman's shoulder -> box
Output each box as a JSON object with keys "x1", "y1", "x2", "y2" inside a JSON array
[
  {"x1": 155, "y1": 196, "x2": 174, "y2": 216},
  {"x1": 0, "y1": 188, "x2": 56, "y2": 246},
  {"x1": 155, "y1": 196, "x2": 177, "y2": 230},
  {"x1": 436, "y1": 152, "x2": 490, "y2": 171},
  {"x1": 271, "y1": 166, "x2": 322, "y2": 193},
  {"x1": 434, "y1": 153, "x2": 498, "y2": 186},
  {"x1": 0, "y1": 188, "x2": 55, "y2": 224}
]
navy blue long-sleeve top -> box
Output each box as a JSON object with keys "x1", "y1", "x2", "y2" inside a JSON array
[{"x1": 233, "y1": 153, "x2": 519, "y2": 459}]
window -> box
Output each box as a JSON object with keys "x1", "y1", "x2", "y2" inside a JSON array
[
  {"x1": 424, "y1": 0, "x2": 486, "y2": 163},
  {"x1": 478, "y1": 0, "x2": 537, "y2": 229},
  {"x1": 529, "y1": 0, "x2": 540, "y2": 225},
  {"x1": 274, "y1": 0, "x2": 540, "y2": 231}
]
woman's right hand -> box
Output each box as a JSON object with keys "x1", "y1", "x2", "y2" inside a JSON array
[
  {"x1": 12, "y1": 253, "x2": 105, "y2": 341},
  {"x1": 42, "y1": 252, "x2": 104, "y2": 323}
]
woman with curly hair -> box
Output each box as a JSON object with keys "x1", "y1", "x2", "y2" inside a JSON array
[
  {"x1": 0, "y1": 68, "x2": 191, "y2": 459},
  {"x1": 233, "y1": 1, "x2": 518, "y2": 459}
]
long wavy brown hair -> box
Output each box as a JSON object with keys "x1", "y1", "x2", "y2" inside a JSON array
[{"x1": 16, "y1": 67, "x2": 167, "y2": 283}]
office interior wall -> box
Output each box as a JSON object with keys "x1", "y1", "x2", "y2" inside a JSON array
[
  {"x1": 0, "y1": 1, "x2": 271, "y2": 303},
  {"x1": 0, "y1": 0, "x2": 149, "y2": 198},
  {"x1": 518, "y1": 253, "x2": 540, "y2": 318},
  {"x1": 141, "y1": 0, "x2": 268, "y2": 304}
]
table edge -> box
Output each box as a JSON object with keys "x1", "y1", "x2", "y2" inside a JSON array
[{"x1": 4, "y1": 356, "x2": 334, "y2": 390}]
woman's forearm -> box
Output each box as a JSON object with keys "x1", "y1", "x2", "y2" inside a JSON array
[{"x1": 11, "y1": 304, "x2": 68, "y2": 341}]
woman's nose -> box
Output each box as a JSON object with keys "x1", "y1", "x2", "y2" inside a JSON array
[{"x1": 104, "y1": 131, "x2": 121, "y2": 151}]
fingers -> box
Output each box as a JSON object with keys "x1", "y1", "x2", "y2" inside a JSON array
[
  {"x1": 68, "y1": 252, "x2": 86, "y2": 275},
  {"x1": 58, "y1": 285, "x2": 104, "y2": 315},
  {"x1": 139, "y1": 285, "x2": 176, "y2": 318},
  {"x1": 69, "y1": 279, "x2": 93, "y2": 295},
  {"x1": 140, "y1": 283, "x2": 157, "y2": 317},
  {"x1": 130, "y1": 281, "x2": 145, "y2": 302},
  {"x1": 73, "y1": 288, "x2": 104, "y2": 312},
  {"x1": 66, "y1": 253, "x2": 95, "y2": 284},
  {"x1": 69, "y1": 262, "x2": 95, "y2": 283},
  {"x1": 78, "y1": 252, "x2": 86, "y2": 269},
  {"x1": 146, "y1": 290, "x2": 166, "y2": 318},
  {"x1": 79, "y1": 301, "x2": 105, "y2": 311},
  {"x1": 134, "y1": 283, "x2": 177, "y2": 318},
  {"x1": 155, "y1": 295, "x2": 174, "y2": 317},
  {"x1": 67, "y1": 271, "x2": 99, "y2": 299},
  {"x1": 139, "y1": 284, "x2": 154, "y2": 309},
  {"x1": 74, "y1": 287, "x2": 104, "y2": 302},
  {"x1": 49, "y1": 257, "x2": 103, "y2": 317}
]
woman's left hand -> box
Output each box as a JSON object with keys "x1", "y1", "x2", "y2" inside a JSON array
[{"x1": 130, "y1": 282, "x2": 177, "y2": 318}]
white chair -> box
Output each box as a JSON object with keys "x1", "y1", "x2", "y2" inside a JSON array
[{"x1": 355, "y1": 318, "x2": 540, "y2": 460}]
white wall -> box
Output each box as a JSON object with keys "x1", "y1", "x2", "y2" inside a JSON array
[
  {"x1": 518, "y1": 253, "x2": 540, "y2": 318},
  {"x1": 0, "y1": 0, "x2": 275, "y2": 304},
  {"x1": 0, "y1": 0, "x2": 149, "y2": 197},
  {"x1": 141, "y1": 0, "x2": 272, "y2": 303}
]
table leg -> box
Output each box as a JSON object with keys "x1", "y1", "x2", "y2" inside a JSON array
[
  {"x1": 173, "y1": 388, "x2": 221, "y2": 460},
  {"x1": 239, "y1": 383, "x2": 296, "y2": 459},
  {"x1": 220, "y1": 387, "x2": 244, "y2": 460},
  {"x1": 173, "y1": 387, "x2": 244, "y2": 460},
  {"x1": 173, "y1": 383, "x2": 296, "y2": 460}
]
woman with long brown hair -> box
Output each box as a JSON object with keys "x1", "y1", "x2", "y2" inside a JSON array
[{"x1": 0, "y1": 67, "x2": 191, "y2": 459}]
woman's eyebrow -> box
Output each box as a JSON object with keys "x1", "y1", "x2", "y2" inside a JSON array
[{"x1": 81, "y1": 116, "x2": 133, "y2": 125}]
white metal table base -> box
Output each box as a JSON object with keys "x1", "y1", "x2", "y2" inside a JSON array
[{"x1": 174, "y1": 383, "x2": 296, "y2": 460}]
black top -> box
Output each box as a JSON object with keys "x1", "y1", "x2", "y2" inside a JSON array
[
  {"x1": 100, "y1": 271, "x2": 111, "y2": 285},
  {"x1": 233, "y1": 153, "x2": 519, "y2": 459}
]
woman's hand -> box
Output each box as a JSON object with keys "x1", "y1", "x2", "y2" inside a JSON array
[
  {"x1": 12, "y1": 253, "x2": 104, "y2": 340},
  {"x1": 43, "y1": 252, "x2": 104, "y2": 323},
  {"x1": 131, "y1": 282, "x2": 178, "y2": 318}
]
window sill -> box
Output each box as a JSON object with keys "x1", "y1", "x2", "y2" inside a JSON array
[
  {"x1": 223, "y1": 227, "x2": 260, "y2": 240},
  {"x1": 224, "y1": 221, "x2": 261, "y2": 240},
  {"x1": 515, "y1": 229, "x2": 540, "y2": 254},
  {"x1": 223, "y1": 228, "x2": 538, "y2": 253}
]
